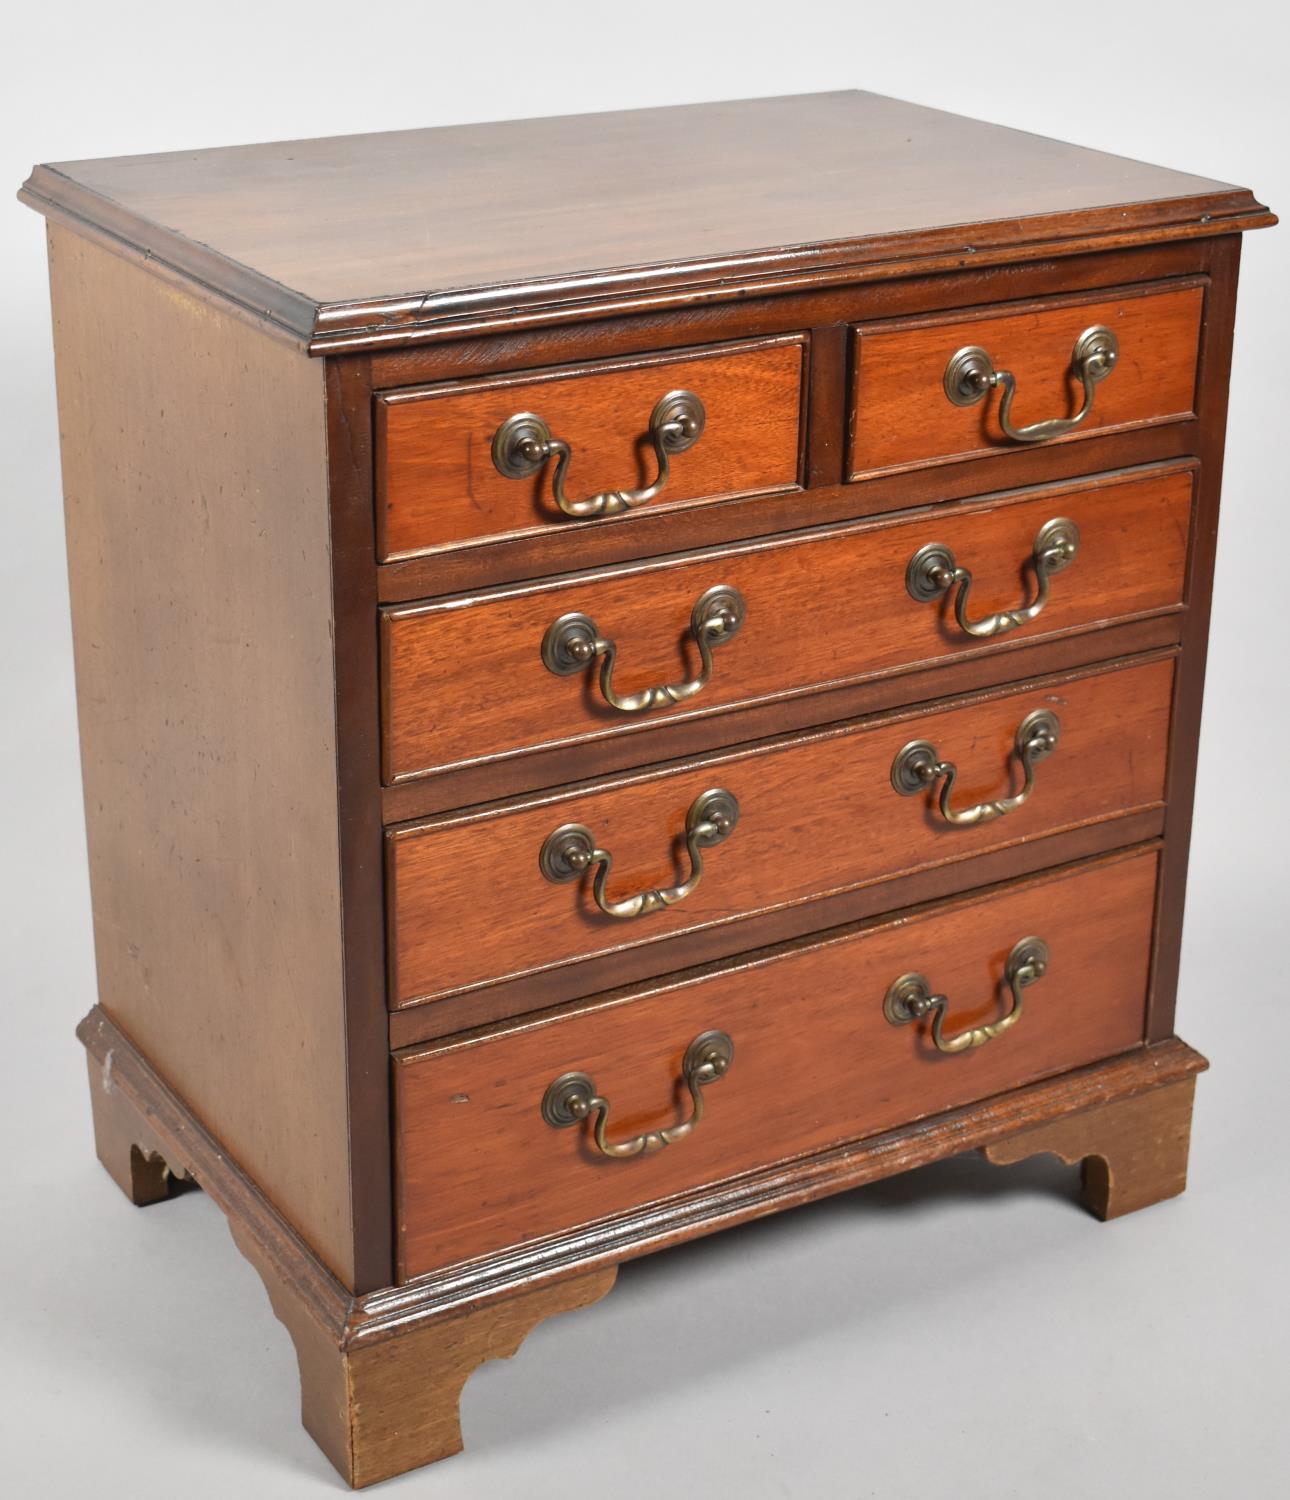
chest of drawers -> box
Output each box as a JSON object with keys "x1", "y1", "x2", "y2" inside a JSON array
[{"x1": 21, "y1": 90, "x2": 1274, "y2": 1486}]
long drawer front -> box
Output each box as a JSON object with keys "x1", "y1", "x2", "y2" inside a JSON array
[
  {"x1": 394, "y1": 847, "x2": 1158, "y2": 1279},
  {"x1": 387, "y1": 656, "x2": 1173, "y2": 1007},
  {"x1": 381, "y1": 465, "x2": 1192, "y2": 783}
]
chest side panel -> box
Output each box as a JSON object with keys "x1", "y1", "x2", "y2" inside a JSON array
[{"x1": 47, "y1": 226, "x2": 357, "y2": 1287}]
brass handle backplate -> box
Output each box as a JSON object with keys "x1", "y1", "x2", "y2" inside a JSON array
[
  {"x1": 541, "y1": 1029, "x2": 734, "y2": 1158},
  {"x1": 883, "y1": 936, "x2": 1050, "y2": 1053},
  {"x1": 891, "y1": 708, "x2": 1060, "y2": 827},
  {"x1": 906, "y1": 518, "x2": 1080, "y2": 639},
  {"x1": 539, "y1": 787, "x2": 739, "y2": 920},
  {"x1": 943, "y1": 325, "x2": 1119, "y2": 443},
  {"x1": 492, "y1": 389, "x2": 706, "y2": 519},
  {"x1": 542, "y1": 584, "x2": 746, "y2": 713}
]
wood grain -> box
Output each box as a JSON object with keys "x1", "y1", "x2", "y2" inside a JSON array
[
  {"x1": 388, "y1": 816, "x2": 1167, "y2": 1047},
  {"x1": 370, "y1": 246, "x2": 1223, "y2": 604},
  {"x1": 77, "y1": 997, "x2": 1206, "y2": 1314},
  {"x1": 323, "y1": 355, "x2": 394, "y2": 1293},
  {"x1": 19, "y1": 92, "x2": 1272, "y2": 348},
  {"x1": 78, "y1": 1005, "x2": 618, "y2": 1489},
  {"x1": 388, "y1": 656, "x2": 1175, "y2": 1006},
  {"x1": 381, "y1": 615, "x2": 1183, "y2": 826},
  {"x1": 77, "y1": 997, "x2": 1206, "y2": 1484},
  {"x1": 23, "y1": 89, "x2": 1268, "y2": 1490},
  {"x1": 85, "y1": 1051, "x2": 192, "y2": 1207},
  {"x1": 47, "y1": 226, "x2": 358, "y2": 1287},
  {"x1": 387, "y1": 1035, "x2": 1207, "y2": 1293},
  {"x1": 1149, "y1": 235, "x2": 1243, "y2": 1041},
  {"x1": 394, "y1": 849, "x2": 1159, "y2": 1277},
  {"x1": 238, "y1": 1221, "x2": 616, "y2": 1488},
  {"x1": 375, "y1": 336, "x2": 804, "y2": 559},
  {"x1": 382, "y1": 466, "x2": 1193, "y2": 783},
  {"x1": 983, "y1": 1075, "x2": 1198, "y2": 1219},
  {"x1": 367, "y1": 241, "x2": 1216, "y2": 403},
  {"x1": 849, "y1": 283, "x2": 1204, "y2": 477}
]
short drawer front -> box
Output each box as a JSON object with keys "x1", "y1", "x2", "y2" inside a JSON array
[
  {"x1": 394, "y1": 848, "x2": 1158, "y2": 1278},
  {"x1": 848, "y1": 283, "x2": 1202, "y2": 480},
  {"x1": 381, "y1": 466, "x2": 1192, "y2": 783},
  {"x1": 387, "y1": 656, "x2": 1173, "y2": 1006},
  {"x1": 376, "y1": 336, "x2": 805, "y2": 561}
]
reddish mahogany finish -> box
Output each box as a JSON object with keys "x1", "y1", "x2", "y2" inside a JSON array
[{"x1": 21, "y1": 90, "x2": 1272, "y2": 1489}]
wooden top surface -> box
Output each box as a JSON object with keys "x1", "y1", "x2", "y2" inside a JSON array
[{"x1": 20, "y1": 91, "x2": 1273, "y2": 351}]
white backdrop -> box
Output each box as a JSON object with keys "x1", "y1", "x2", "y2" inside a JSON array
[{"x1": 2, "y1": 4, "x2": 1287, "y2": 1495}]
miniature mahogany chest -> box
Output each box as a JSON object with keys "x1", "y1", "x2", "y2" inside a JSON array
[{"x1": 21, "y1": 91, "x2": 1274, "y2": 1486}]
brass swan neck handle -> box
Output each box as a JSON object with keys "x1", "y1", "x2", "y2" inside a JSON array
[
  {"x1": 542, "y1": 585, "x2": 746, "y2": 713},
  {"x1": 944, "y1": 325, "x2": 1119, "y2": 444},
  {"x1": 539, "y1": 788, "x2": 739, "y2": 921},
  {"x1": 492, "y1": 389, "x2": 706, "y2": 520},
  {"x1": 542, "y1": 1030, "x2": 734, "y2": 1158},
  {"x1": 906, "y1": 518, "x2": 1080, "y2": 639},
  {"x1": 883, "y1": 937, "x2": 1050, "y2": 1053},
  {"x1": 891, "y1": 709, "x2": 1060, "y2": 828}
]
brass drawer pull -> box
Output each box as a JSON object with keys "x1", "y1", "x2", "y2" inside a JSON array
[
  {"x1": 541, "y1": 1029, "x2": 734, "y2": 1158},
  {"x1": 883, "y1": 937, "x2": 1049, "y2": 1053},
  {"x1": 906, "y1": 518, "x2": 1080, "y2": 639},
  {"x1": 542, "y1": 584, "x2": 746, "y2": 713},
  {"x1": 891, "y1": 708, "x2": 1060, "y2": 827},
  {"x1": 492, "y1": 389, "x2": 706, "y2": 519},
  {"x1": 539, "y1": 788, "x2": 739, "y2": 920},
  {"x1": 943, "y1": 325, "x2": 1119, "y2": 443}
]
